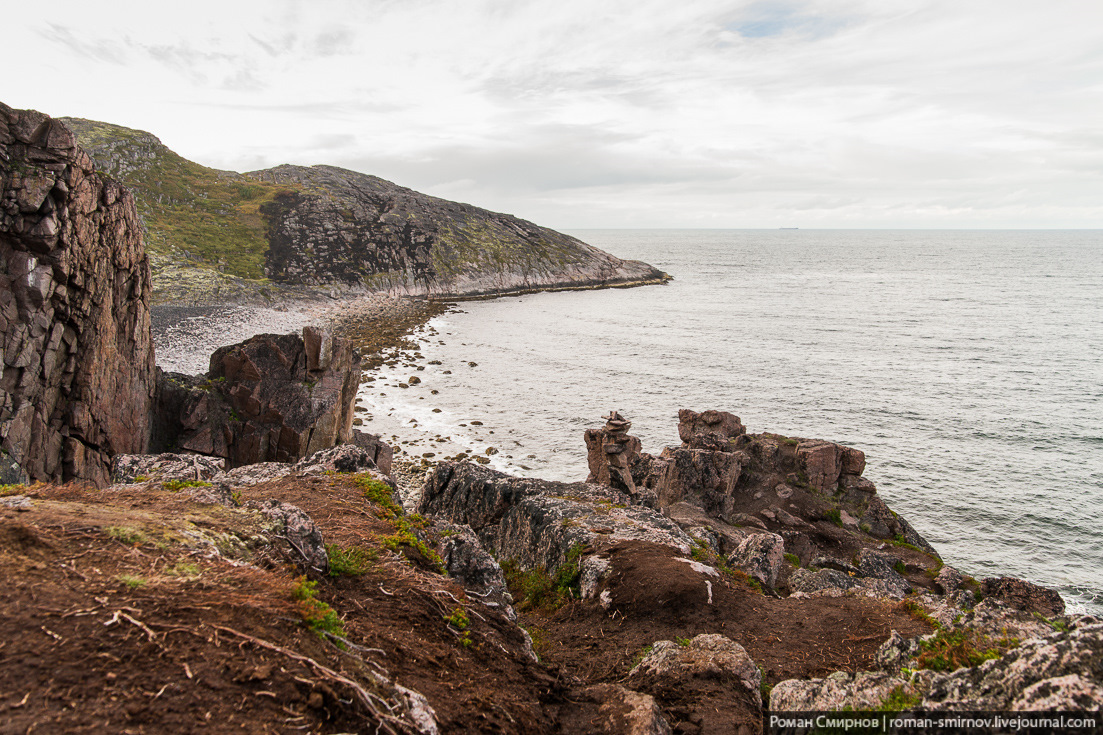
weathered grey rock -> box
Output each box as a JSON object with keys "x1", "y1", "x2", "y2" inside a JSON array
[
  {"x1": 249, "y1": 499, "x2": 328, "y2": 574},
  {"x1": 112, "y1": 452, "x2": 226, "y2": 484},
  {"x1": 810, "y1": 556, "x2": 859, "y2": 576},
  {"x1": 580, "y1": 555, "x2": 614, "y2": 600},
  {"x1": 789, "y1": 567, "x2": 860, "y2": 596},
  {"x1": 677, "y1": 408, "x2": 745, "y2": 451},
  {"x1": 418, "y1": 461, "x2": 691, "y2": 572},
  {"x1": 154, "y1": 328, "x2": 360, "y2": 467},
  {"x1": 664, "y1": 501, "x2": 749, "y2": 555},
  {"x1": 727, "y1": 532, "x2": 785, "y2": 589},
  {"x1": 981, "y1": 576, "x2": 1065, "y2": 617},
  {"x1": 294, "y1": 443, "x2": 379, "y2": 475},
  {"x1": 858, "y1": 495, "x2": 939, "y2": 558},
  {"x1": 770, "y1": 670, "x2": 905, "y2": 711},
  {"x1": 857, "y1": 548, "x2": 910, "y2": 598},
  {"x1": 0, "y1": 449, "x2": 28, "y2": 485},
  {"x1": 875, "y1": 630, "x2": 922, "y2": 674},
  {"x1": 934, "y1": 565, "x2": 965, "y2": 595},
  {"x1": 434, "y1": 523, "x2": 516, "y2": 621},
  {"x1": 0, "y1": 495, "x2": 33, "y2": 511},
  {"x1": 1, "y1": 104, "x2": 156, "y2": 486},
  {"x1": 921, "y1": 618, "x2": 1103, "y2": 710},
  {"x1": 216, "y1": 462, "x2": 294, "y2": 486}
]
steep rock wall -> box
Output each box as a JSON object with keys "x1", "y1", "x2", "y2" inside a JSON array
[{"x1": 0, "y1": 103, "x2": 155, "y2": 485}]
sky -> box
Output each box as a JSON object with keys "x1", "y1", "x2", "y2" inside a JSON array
[{"x1": 6, "y1": 0, "x2": 1103, "y2": 229}]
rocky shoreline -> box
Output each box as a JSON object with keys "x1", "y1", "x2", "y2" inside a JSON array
[{"x1": 5, "y1": 100, "x2": 1101, "y2": 734}]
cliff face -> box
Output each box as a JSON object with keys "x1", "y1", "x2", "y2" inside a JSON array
[
  {"x1": 252, "y1": 164, "x2": 667, "y2": 297},
  {"x1": 0, "y1": 104, "x2": 156, "y2": 485},
  {"x1": 60, "y1": 118, "x2": 668, "y2": 301}
]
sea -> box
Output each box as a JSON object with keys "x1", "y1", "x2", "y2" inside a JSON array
[{"x1": 354, "y1": 229, "x2": 1103, "y2": 614}]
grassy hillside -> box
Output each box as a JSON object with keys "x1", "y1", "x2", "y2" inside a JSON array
[{"x1": 60, "y1": 118, "x2": 293, "y2": 280}]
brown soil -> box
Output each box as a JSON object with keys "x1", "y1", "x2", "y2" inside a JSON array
[
  {"x1": 1, "y1": 478, "x2": 934, "y2": 734},
  {"x1": 0, "y1": 477, "x2": 559, "y2": 734},
  {"x1": 515, "y1": 541, "x2": 932, "y2": 734}
]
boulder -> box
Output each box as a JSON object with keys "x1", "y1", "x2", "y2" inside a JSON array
[
  {"x1": 626, "y1": 634, "x2": 762, "y2": 734},
  {"x1": 434, "y1": 523, "x2": 516, "y2": 621},
  {"x1": 654, "y1": 447, "x2": 742, "y2": 517},
  {"x1": 726, "y1": 532, "x2": 785, "y2": 589},
  {"x1": 1, "y1": 104, "x2": 155, "y2": 486},
  {"x1": 153, "y1": 328, "x2": 360, "y2": 468},
  {"x1": 248, "y1": 499, "x2": 328, "y2": 574},
  {"x1": 856, "y1": 548, "x2": 910, "y2": 598},
  {"x1": 677, "y1": 409, "x2": 745, "y2": 451},
  {"x1": 981, "y1": 576, "x2": 1065, "y2": 617},
  {"x1": 352, "y1": 429, "x2": 393, "y2": 476}
]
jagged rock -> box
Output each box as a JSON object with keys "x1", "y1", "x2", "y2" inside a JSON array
[
  {"x1": 857, "y1": 548, "x2": 910, "y2": 598},
  {"x1": 664, "y1": 501, "x2": 749, "y2": 555},
  {"x1": 1011, "y1": 674, "x2": 1103, "y2": 710},
  {"x1": 581, "y1": 555, "x2": 614, "y2": 600},
  {"x1": 875, "y1": 630, "x2": 923, "y2": 674},
  {"x1": 1, "y1": 104, "x2": 155, "y2": 486},
  {"x1": 154, "y1": 328, "x2": 360, "y2": 467},
  {"x1": 585, "y1": 411, "x2": 643, "y2": 494},
  {"x1": 627, "y1": 634, "x2": 762, "y2": 734},
  {"x1": 418, "y1": 461, "x2": 691, "y2": 572},
  {"x1": 859, "y1": 495, "x2": 939, "y2": 558},
  {"x1": 726, "y1": 532, "x2": 785, "y2": 589},
  {"x1": 921, "y1": 618, "x2": 1103, "y2": 709},
  {"x1": 934, "y1": 565, "x2": 964, "y2": 595},
  {"x1": 653, "y1": 446, "x2": 742, "y2": 517},
  {"x1": 677, "y1": 409, "x2": 745, "y2": 451},
  {"x1": 789, "y1": 568, "x2": 860, "y2": 596},
  {"x1": 434, "y1": 523, "x2": 516, "y2": 621},
  {"x1": 352, "y1": 429, "x2": 393, "y2": 476},
  {"x1": 184, "y1": 483, "x2": 235, "y2": 506},
  {"x1": 112, "y1": 452, "x2": 225, "y2": 484},
  {"x1": 249, "y1": 499, "x2": 328, "y2": 574},
  {"x1": 572, "y1": 684, "x2": 672, "y2": 735},
  {"x1": 770, "y1": 670, "x2": 904, "y2": 711},
  {"x1": 981, "y1": 576, "x2": 1065, "y2": 617}
]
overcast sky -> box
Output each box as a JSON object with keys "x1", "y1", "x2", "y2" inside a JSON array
[{"x1": 7, "y1": 0, "x2": 1103, "y2": 228}]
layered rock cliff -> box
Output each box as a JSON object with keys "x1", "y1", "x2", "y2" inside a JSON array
[
  {"x1": 60, "y1": 117, "x2": 668, "y2": 301},
  {"x1": 0, "y1": 103, "x2": 156, "y2": 485}
]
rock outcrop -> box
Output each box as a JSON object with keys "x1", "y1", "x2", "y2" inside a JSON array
[
  {"x1": 59, "y1": 117, "x2": 669, "y2": 302},
  {"x1": 152, "y1": 327, "x2": 359, "y2": 467},
  {"x1": 1, "y1": 103, "x2": 155, "y2": 486}
]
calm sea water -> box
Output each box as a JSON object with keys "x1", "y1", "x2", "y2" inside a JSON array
[{"x1": 356, "y1": 230, "x2": 1103, "y2": 613}]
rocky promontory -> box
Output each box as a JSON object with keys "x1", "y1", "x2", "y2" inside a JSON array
[{"x1": 59, "y1": 116, "x2": 668, "y2": 303}]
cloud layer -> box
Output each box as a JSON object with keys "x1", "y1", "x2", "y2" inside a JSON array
[{"x1": 8, "y1": 0, "x2": 1103, "y2": 227}]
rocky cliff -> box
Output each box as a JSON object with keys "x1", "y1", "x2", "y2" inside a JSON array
[
  {"x1": 1, "y1": 103, "x2": 156, "y2": 485},
  {"x1": 251, "y1": 164, "x2": 667, "y2": 297},
  {"x1": 60, "y1": 117, "x2": 668, "y2": 301}
]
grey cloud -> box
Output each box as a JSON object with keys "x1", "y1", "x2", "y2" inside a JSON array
[{"x1": 40, "y1": 24, "x2": 128, "y2": 64}]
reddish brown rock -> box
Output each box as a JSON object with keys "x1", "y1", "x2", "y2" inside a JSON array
[
  {"x1": 153, "y1": 327, "x2": 360, "y2": 467},
  {"x1": 677, "y1": 408, "x2": 746, "y2": 451},
  {"x1": 0, "y1": 103, "x2": 155, "y2": 486},
  {"x1": 981, "y1": 576, "x2": 1065, "y2": 617}
]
